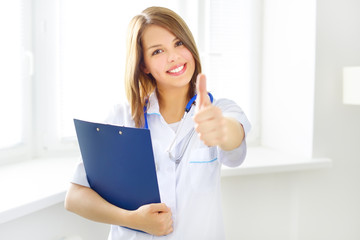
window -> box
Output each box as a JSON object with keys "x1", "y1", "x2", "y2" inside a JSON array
[
  {"x1": 0, "y1": 0, "x2": 32, "y2": 162},
  {"x1": 58, "y1": 0, "x2": 180, "y2": 140},
  {"x1": 58, "y1": 0, "x2": 260, "y2": 145},
  {"x1": 0, "y1": 1, "x2": 23, "y2": 149},
  {"x1": 260, "y1": 0, "x2": 316, "y2": 157},
  {"x1": 199, "y1": 0, "x2": 261, "y2": 143},
  {"x1": 1, "y1": 0, "x2": 262, "y2": 162}
]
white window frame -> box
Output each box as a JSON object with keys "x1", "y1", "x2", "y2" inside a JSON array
[
  {"x1": 32, "y1": 0, "x2": 78, "y2": 158},
  {"x1": 4, "y1": 0, "x2": 309, "y2": 163},
  {"x1": 195, "y1": 0, "x2": 262, "y2": 145},
  {"x1": 32, "y1": 0, "x2": 262, "y2": 158},
  {"x1": 31, "y1": 0, "x2": 184, "y2": 158},
  {"x1": 0, "y1": 0, "x2": 33, "y2": 164}
]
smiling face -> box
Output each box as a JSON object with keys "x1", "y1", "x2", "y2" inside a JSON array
[{"x1": 142, "y1": 24, "x2": 196, "y2": 93}]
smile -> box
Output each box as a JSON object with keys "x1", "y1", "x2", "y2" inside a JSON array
[{"x1": 167, "y1": 63, "x2": 187, "y2": 75}]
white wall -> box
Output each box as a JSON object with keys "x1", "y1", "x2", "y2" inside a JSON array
[
  {"x1": 1, "y1": 0, "x2": 359, "y2": 239},
  {"x1": 222, "y1": 0, "x2": 360, "y2": 239},
  {"x1": 0, "y1": 203, "x2": 109, "y2": 240},
  {"x1": 299, "y1": 0, "x2": 360, "y2": 238}
]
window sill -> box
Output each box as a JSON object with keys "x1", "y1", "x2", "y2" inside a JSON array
[
  {"x1": 221, "y1": 146, "x2": 332, "y2": 177},
  {"x1": 0, "y1": 147, "x2": 332, "y2": 224}
]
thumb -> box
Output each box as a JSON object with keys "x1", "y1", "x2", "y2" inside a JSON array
[{"x1": 196, "y1": 74, "x2": 211, "y2": 109}]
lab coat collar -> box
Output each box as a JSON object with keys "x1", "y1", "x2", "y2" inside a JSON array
[
  {"x1": 145, "y1": 90, "x2": 197, "y2": 117},
  {"x1": 146, "y1": 91, "x2": 160, "y2": 115},
  {"x1": 145, "y1": 90, "x2": 197, "y2": 147}
]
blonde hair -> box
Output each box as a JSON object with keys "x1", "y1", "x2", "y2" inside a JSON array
[{"x1": 124, "y1": 6, "x2": 202, "y2": 128}]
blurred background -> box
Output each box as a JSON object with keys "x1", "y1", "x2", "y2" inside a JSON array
[{"x1": 0, "y1": 0, "x2": 359, "y2": 239}]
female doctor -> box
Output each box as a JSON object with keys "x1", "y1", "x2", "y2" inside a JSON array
[{"x1": 65, "y1": 6, "x2": 251, "y2": 240}]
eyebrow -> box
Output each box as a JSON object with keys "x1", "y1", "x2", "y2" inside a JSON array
[{"x1": 147, "y1": 37, "x2": 179, "y2": 51}]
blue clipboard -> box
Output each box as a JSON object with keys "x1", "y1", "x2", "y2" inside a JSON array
[{"x1": 73, "y1": 119, "x2": 161, "y2": 211}]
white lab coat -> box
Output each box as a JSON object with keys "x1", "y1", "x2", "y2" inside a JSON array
[{"x1": 71, "y1": 92, "x2": 251, "y2": 240}]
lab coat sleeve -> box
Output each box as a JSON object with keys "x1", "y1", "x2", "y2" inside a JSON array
[
  {"x1": 104, "y1": 102, "x2": 135, "y2": 127},
  {"x1": 70, "y1": 161, "x2": 91, "y2": 188},
  {"x1": 215, "y1": 98, "x2": 251, "y2": 167}
]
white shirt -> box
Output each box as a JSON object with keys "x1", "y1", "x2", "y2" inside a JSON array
[{"x1": 71, "y1": 92, "x2": 251, "y2": 240}]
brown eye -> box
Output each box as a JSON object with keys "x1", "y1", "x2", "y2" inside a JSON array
[
  {"x1": 175, "y1": 41, "x2": 184, "y2": 47},
  {"x1": 152, "y1": 49, "x2": 163, "y2": 56}
]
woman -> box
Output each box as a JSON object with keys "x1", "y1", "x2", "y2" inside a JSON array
[{"x1": 65, "y1": 6, "x2": 251, "y2": 240}]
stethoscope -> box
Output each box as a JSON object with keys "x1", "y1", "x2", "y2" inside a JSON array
[{"x1": 143, "y1": 92, "x2": 214, "y2": 164}]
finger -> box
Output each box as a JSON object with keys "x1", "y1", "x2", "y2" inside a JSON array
[
  {"x1": 151, "y1": 203, "x2": 170, "y2": 213},
  {"x1": 195, "y1": 120, "x2": 218, "y2": 134},
  {"x1": 166, "y1": 226, "x2": 174, "y2": 235},
  {"x1": 193, "y1": 105, "x2": 222, "y2": 123},
  {"x1": 199, "y1": 131, "x2": 226, "y2": 146},
  {"x1": 196, "y1": 74, "x2": 211, "y2": 109}
]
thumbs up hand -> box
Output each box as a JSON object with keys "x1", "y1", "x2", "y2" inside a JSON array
[
  {"x1": 196, "y1": 74, "x2": 212, "y2": 111},
  {"x1": 193, "y1": 74, "x2": 228, "y2": 147}
]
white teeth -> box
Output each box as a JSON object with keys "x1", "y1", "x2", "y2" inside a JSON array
[{"x1": 168, "y1": 65, "x2": 184, "y2": 73}]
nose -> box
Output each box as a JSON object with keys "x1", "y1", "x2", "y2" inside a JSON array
[{"x1": 167, "y1": 49, "x2": 179, "y2": 63}]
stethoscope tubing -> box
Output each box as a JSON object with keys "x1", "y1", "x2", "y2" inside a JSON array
[
  {"x1": 143, "y1": 93, "x2": 213, "y2": 129},
  {"x1": 143, "y1": 92, "x2": 214, "y2": 163}
]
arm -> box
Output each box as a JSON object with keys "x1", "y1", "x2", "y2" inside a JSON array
[
  {"x1": 64, "y1": 183, "x2": 173, "y2": 236},
  {"x1": 193, "y1": 106, "x2": 245, "y2": 151},
  {"x1": 194, "y1": 74, "x2": 245, "y2": 151},
  {"x1": 218, "y1": 117, "x2": 245, "y2": 151}
]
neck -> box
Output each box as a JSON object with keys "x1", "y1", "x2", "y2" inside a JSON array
[{"x1": 157, "y1": 86, "x2": 189, "y2": 124}]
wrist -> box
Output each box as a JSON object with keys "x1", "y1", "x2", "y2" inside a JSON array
[
  {"x1": 113, "y1": 207, "x2": 136, "y2": 228},
  {"x1": 125, "y1": 209, "x2": 139, "y2": 229},
  {"x1": 218, "y1": 117, "x2": 244, "y2": 151}
]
